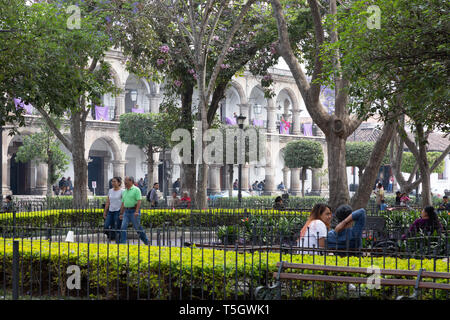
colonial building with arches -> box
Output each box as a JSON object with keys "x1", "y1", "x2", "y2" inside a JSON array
[{"x1": 4, "y1": 47, "x2": 447, "y2": 198}]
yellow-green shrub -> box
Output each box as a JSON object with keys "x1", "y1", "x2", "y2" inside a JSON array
[{"x1": 0, "y1": 238, "x2": 448, "y2": 300}]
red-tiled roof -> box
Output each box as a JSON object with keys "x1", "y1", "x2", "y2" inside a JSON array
[{"x1": 347, "y1": 125, "x2": 450, "y2": 152}]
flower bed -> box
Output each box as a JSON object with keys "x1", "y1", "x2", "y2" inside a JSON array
[{"x1": 0, "y1": 238, "x2": 448, "y2": 300}]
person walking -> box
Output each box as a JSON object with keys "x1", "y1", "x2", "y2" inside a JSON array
[
  {"x1": 147, "y1": 182, "x2": 160, "y2": 208},
  {"x1": 143, "y1": 174, "x2": 148, "y2": 196},
  {"x1": 138, "y1": 178, "x2": 145, "y2": 195},
  {"x1": 388, "y1": 175, "x2": 394, "y2": 193},
  {"x1": 373, "y1": 183, "x2": 385, "y2": 211},
  {"x1": 119, "y1": 176, "x2": 149, "y2": 245},
  {"x1": 103, "y1": 177, "x2": 123, "y2": 243}
]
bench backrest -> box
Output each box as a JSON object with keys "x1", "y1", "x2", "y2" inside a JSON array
[
  {"x1": 364, "y1": 216, "x2": 386, "y2": 233},
  {"x1": 276, "y1": 262, "x2": 450, "y2": 280}
]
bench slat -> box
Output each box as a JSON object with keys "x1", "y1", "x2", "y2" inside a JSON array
[
  {"x1": 275, "y1": 272, "x2": 450, "y2": 290},
  {"x1": 276, "y1": 262, "x2": 450, "y2": 280}
]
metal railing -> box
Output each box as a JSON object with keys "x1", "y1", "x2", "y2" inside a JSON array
[{"x1": 0, "y1": 218, "x2": 449, "y2": 300}]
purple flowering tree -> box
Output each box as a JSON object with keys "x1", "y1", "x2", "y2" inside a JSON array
[{"x1": 107, "y1": 0, "x2": 296, "y2": 207}]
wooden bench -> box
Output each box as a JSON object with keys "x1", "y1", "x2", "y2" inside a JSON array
[{"x1": 255, "y1": 261, "x2": 450, "y2": 300}]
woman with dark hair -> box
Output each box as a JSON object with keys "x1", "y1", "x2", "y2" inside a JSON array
[
  {"x1": 402, "y1": 206, "x2": 443, "y2": 239},
  {"x1": 273, "y1": 196, "x2": 285, "y2": 210},
  {"x1": 103, "y1": 177, "x2": 124, "y2": 243},
  {"x1": 298, "y1": 203, "x2": 332, "y2": 253}
]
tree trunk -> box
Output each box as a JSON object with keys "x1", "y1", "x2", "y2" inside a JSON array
[
  {"x1": 270, "y1": 0, "x2": 365, "y2": 211},
  {"x1": 178, "y1": 83, "x2": 197, "y2": 206},
  {"x1": 46, "y1": 159, "x2": 53, "y2": 198},
  {"x1": 358, "y1": 166, "x2": 363, "y2": 190},
  {"x1": 416, "y1": 124, "x2": 432, "y2": 206},
  {"x1": 181, "y1": 163, "x2": 196, "y2": 205},
  {"x1": 146, "y1": 146, "x2": 154, "y2": 191},
  {"x1": 301, "y1": 167, "x2": 306, "y2": 197},
  {"x1": 71, "y1": 112, "x2": 88, "y2": 209},
  {"x1": 197, "y1": 163, "x2": 209, "y2": 209},
  {"x1": 326, "y1": 133, "x2": 350, "y2": 211},
  {"x1": 351, "y1": 122, "x2": 396, "y2": 209}
]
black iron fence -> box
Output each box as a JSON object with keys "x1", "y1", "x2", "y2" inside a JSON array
[
  {"x1": 0, "y1": 227, "x2": 450, "y2": 300},
  {"x1": 0, "y1": 221, "x2": 449, "y2": 300},
  {"x1": 1, "y1": 205, "x2": 449, "y2": 300},
  {"x1": 5, "y1": 197, "x2": 426, "y2": 214}
]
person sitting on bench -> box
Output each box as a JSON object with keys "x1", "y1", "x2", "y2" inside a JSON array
[
  {"x1": 326, "y1": 205, "x2": 366, "y2": 251},
  {"x1": 297, "y1": 203, "x2": 332, "y2": 254},
  {"x1": 402, "y1": 206, "x2": 443, "y2": 239}
]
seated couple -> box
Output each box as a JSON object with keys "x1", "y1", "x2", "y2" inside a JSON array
[{"x1": 298, "y1": 203, "x2": 366, "y2": 254}]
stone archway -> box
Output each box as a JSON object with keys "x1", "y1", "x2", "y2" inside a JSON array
[
  {"x1": 7, "y1": 135, "x2": 32, "y2": 195},
  {"x1": 87, "y1": 137, "x2": 122, "y2": 195}
]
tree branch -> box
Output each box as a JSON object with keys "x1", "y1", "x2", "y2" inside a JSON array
[
  {"x1": 307, "y1": 0, "x2": 326, "y2": 104},
  {"x1": 270, "y1": 0, "x2": 330, "y2": 130},
  {"x1": 205, "y1": 0, "x2": 256, "y2": 100},
  {"x1": 33, "y1": 105, "x2": 72, "y2": 152}
]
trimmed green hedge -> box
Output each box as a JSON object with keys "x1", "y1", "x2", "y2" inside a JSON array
[
  {"x1": 0, "y1": 208, "x2": 311, "y2": 229},
  {"x1": 35, "y1": 194, "x2": 444, "y2": 210},
  {"x1": 0, "y1": 238, "x2": 448, "y2": 300}
]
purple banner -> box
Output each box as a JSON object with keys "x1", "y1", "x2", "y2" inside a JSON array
[
  {"x1": 252, "y1": 119, "x2": 264, "y2": 127},
  {"x1": 280, "y1": 120, "x2": 291, "y2": 134},
  {"x1": 225, "y1": 116, "x2": 236, "y2": 125},
  {"x1": 303, "y1": 123, "x2": 313, "y2": 136},
  {"x1": 95, "y1": 105, "x2": 109, "y2": 120},
  {"x1": 132, "y1": 108, "x2": 144, "y2": 113},
  {"x1": 14, "y1": 98, "x2": 33, "y2": 115}
]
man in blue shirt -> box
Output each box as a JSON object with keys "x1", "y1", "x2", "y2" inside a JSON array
[{"x1": 326, "y1": 205, "x2": 366, "y2": 250}]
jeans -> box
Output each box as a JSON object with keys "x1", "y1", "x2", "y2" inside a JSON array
[
  {"x1": 104, "y1": 210, "x2": 121, "y2": 243},
  {"x1": 119, "y1": 209, "x2": 149, "y2": 245}
]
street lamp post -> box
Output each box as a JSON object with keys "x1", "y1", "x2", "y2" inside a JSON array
[{"x1": 236, "y1": 114, "x2": 246, "y2": 206}]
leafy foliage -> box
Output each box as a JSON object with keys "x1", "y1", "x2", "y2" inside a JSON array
[
  {"x1": 119, "y1": 112, "x2": 169, "y2": 152},
  {"x1": 346, "y1": 141, "x2": 389, "y2": 169},
  {"x1": 1, "y1": 237, "x2": 449, "y2": 299},
  {"x1": 283, "y1": 140, "x2": 324, "y2": 169},
  {"x1": 323, "y1": 0, "x2": 450, "y2": 132},
  {"x1": 15, "y1": 119, "x2": 69, "y2": 185},
  {"x1": 401, "y1": 152, "x2": 445, "y2": 174}
]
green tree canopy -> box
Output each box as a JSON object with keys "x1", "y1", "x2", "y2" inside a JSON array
[
  {"x1": 401, "y1": 152, "x2": 445, "y2": 174},
  {"x1": 283, "y1": 140, "x2": 324, "y2": 169},
  {"x1": 346, "y1": 142, "x2": 389, "y2": 168},
  {"x1": 323, "y1": 0, "x2": 450, "y2": 132},
  {"x1": 283, "y1": 139, "x2": 324, "y2": 197},
  {"x1": 119, "y1": 112, "x2": 169, "y2": 186},
  {"x1": 119, "y1": 113, "x2": 169, "y2": 150},
  {"x1": 15, "y1": 119, "x2": 69, "y2": 196}
]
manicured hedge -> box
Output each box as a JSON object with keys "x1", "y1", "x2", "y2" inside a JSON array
[
  {"x1": 0, "y1": 208, "x2": 311, "y2": 229},
  {"x1": 0, "y1": 238, "x2": 448, "y2": 300}
]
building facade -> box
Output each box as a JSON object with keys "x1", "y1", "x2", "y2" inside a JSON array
[{"x1": 3, "y1": 48, "x2": 449, "y2": 198}]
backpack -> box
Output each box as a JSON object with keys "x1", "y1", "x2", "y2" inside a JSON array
[{"x1": 146, "y1": 189, "x2": 152, "y2": 202}]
